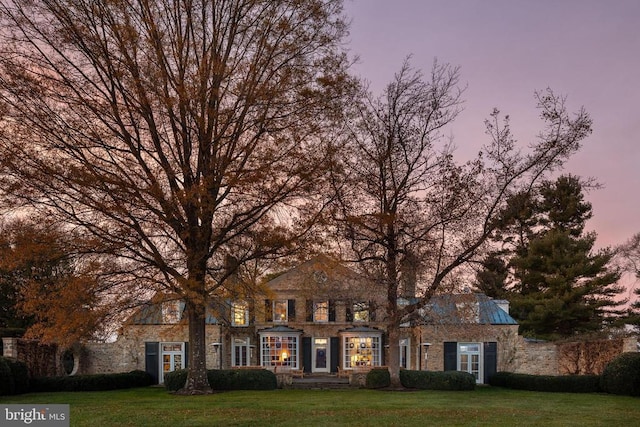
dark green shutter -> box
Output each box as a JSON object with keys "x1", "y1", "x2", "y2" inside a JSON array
[
  {"x1": 145, "y1": 342, "x2": 159, "y2": 385},
  {"x1": 346, "y1": 302, "x2": 353, "y2": 322},
  {"x1": 265, "y1": 299, "x2": 272, "y2": 322},
  {"x1": 329, "y1": 300, "x2": 336, "y2": 322},
  {"x1": 330, "y1": 337, "x2": 339, "y2": 373},
  {"x1": 444, "y1": 342, "x2": 457, "y2": 371},
  {"x1": 184, "y1": 342, "x2": 189, "y2": 368},
  {"x1": 306, "y1": 300, "x2": 313, "y2": 322},
  {"x1": 302, "y1": 337, "x2": 312, "y2": 373},
  {"x1": 483, "y1": 342, "x2": 497, "y2": 384},
  {"x1": 288, "y1": 299, "x2": 296, "y2": 321}
]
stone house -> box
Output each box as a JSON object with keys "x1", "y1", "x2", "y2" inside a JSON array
[{"x1": 79, "y1": 255, "x2": 521, "y2": 385}]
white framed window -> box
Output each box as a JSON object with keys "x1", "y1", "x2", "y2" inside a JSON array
[
  {"x1": 162, "y1": 301, "x2": 183, "y2": 324},
  {"x1": 399, "y1": 338, "x2": 410, "y2": 369},
  {"x1": 260, "y1": 333, "x2": 299, "y2": 368},
  {"x1": 160, "y1": 342, "x2": 184, "y2": 383},
  {"x1": 231, "y1": 301, "x2": 249, "y2": 326},
  {"x1": 458, "y1": 342, "x2": 482, "y2": 383},
  {"x1": 273, "y1": 300, "x2": 288, "y2": 323},
  {"x1": 232, "y1": 337, "x2": 252, "y2": 366},
  {"x1": 314, "y1": 301, "x2": 329, "y2": 322},
  {"x1": 353, "y1": 302, "x2": 369, "y2": 322},
  {"x1": 342, "y1": 334, "x2": 381, "y2": 369}
]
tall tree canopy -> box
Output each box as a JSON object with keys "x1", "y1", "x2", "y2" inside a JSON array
[
  {"x1": 332, "y1": 59, "x2": 593, "y2": 386},
  {"x1": 617, "y1": 233, "x2": 640, "y2": 329},
  {"x1": 476, "y1": 175, "x2": 623, "y2": 339},
  {"x1": 0, "y1": 0, "x2": 353, "y2": 393}
]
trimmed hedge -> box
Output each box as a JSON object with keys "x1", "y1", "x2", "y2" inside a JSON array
[
  {"x1": 164, "y1": 369, "x2": 278, "y2": 392},
  {"x1": 366, "y1": 368, "x2": 391, "y2": 389},
  {"x1": 400, "y1": 370, "x2": 476, "y2": 391},
  {"x1": 600, "y1": 352, "x2": 640, "y2": 396},
  {"x1": 0, "y1": 357, "x2": 29, "y2": 396},
  {"x1": 29, "y1": 370, "x2": 153, "y2": 392},
  {"x1": 489, "y1": 372, "x2": 601, "y2": 393}
]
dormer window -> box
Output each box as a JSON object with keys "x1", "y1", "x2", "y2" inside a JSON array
[
  {"x1": 162, "y1": 301, "x2": 182, "y2": 324},
  {"x1": 231, "y1": 301, "x2": 249, "y2": 326}
]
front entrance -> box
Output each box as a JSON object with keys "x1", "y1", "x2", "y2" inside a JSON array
[
  {"x1": 160, "y1": 342, "x2": 184, "y2": 384},
  {"x1": 312, "y1": 338, "x2": 330, "y2": 373}
]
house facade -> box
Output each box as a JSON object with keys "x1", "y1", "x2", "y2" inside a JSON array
[{"x1": 85, "y1": 255, "x2": 519, "y2": 385}]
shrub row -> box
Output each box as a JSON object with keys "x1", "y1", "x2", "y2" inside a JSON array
[
  {"x1": 400, "y1": 370, "x2": 476, "y2": 391},
  {"x1": 488, "y1": 372, "x2": 601, "y2": 393},
  {"x1": 164, "y1": 369, "x2": 277, "y2": 392},
  {"x1": 0, "y1": 357, "x2": 29, "y2": 396},
  {"x1": 29, "y1": 370, "x2": 153, "y2": 393}
]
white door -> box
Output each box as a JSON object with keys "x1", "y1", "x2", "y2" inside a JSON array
[
  {"x1": 160, "y1": 343, "x2": 184, "y2": 383},
  {"x1": 312, "y1": 338, "x2": 330, "y2": 373}
]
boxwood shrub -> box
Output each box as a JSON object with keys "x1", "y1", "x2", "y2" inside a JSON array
[
  {"x1": 366, "y1": 368, "x2": 391, "y2": 389},
  {"x1": 0, "y1": 357, "x2": 29, "y2": 396},
  {"x1": 29, "y1": 370, "x2": 153, "y2": 392},
  {"x1": 600, "y1": 352, "x2": 640, "y2": 396},
  {"x1": 400, "y1": 370, "x2": 476, "y2": 391},
  {"x1": 164, "y1": 369, "x2": 277, "y2": 392},
  {"x1": 489, "y1": 372, "x2": 601, "y2": 393}
]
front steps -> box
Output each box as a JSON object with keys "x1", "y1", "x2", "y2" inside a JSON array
[{"x1": 290, "y1": 373, "x2": 351, "y2": 390}]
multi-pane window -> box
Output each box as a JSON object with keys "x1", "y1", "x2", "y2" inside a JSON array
[
  {"x1": 162, "y1": 301, "x2": 182, "y2": 324},
  {"x1": 314, "y1": 301, "x2": 329, "y2": 322},
  {"x1": 458, "y1": 343, "x2": 481, "y2": 382},
  {"x1": 273, "y1": 300, "x2": 288, "y2": 323},
  {"x1": 160, "y1": 342, "x2": 184, "y2": 383},
  {"x1": 232, "y1": 337, "x2": 251, "y2": 366},
  {"x1": 353, "y1": 302, "x2": 370, "y2": 322},
  {"x1": 343, "y1": 335, "x2": 380, "y2": 368},
  {"x1": 399, "y1": 338, "x2": 410, "y2": 369},
  {"x1": 260, "y1": 335, "x2": 299, "y2": 368},
  {"x1": 231, "y1": 301, "x2": 249, "y2": 326}
]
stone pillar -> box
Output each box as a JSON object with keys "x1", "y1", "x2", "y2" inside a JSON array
[{"x1": 2, "y1": 337, "x2": 18, "y2": 359}]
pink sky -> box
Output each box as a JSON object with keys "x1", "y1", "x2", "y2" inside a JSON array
[{"x1": 344, "y1": 0, "x2": 640, "y2": 251}]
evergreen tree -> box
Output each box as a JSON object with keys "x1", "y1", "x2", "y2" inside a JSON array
[{"x1": 475, "y1": 175, "x2": 624, "y2": 339}]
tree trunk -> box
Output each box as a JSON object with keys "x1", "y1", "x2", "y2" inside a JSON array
[
  {"x1": 179, "y1": 299, "x2": 212, "y2": 394},
  {"x1": 386, "y1": 322, "x2": 402, "y2": 389}
]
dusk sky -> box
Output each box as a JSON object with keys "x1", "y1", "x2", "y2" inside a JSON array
[{"x1": 343, "y1": 0, "x2": 640, "y2": 252}]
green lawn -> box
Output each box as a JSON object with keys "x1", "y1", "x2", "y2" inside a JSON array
[{"x1": 1, "y1": 386, "x2": 638, "y2": 426}]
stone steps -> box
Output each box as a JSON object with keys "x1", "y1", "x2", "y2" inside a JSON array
[{"x1": 290, "y1": 374, "x2": 351, "y2": 390}]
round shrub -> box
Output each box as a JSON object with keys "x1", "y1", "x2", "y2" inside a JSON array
[
  {"x1": 164, "y1": 369, "x2": 188, "y2": 392},
  {"x1": 400, "y1": 370, "x2": 475, "y2": 391},
  {"x1": 601, "y1": 352, "x2": 640, "y2": 396},
  {"x1": 366, "y1": 368, "x2": 391, "y2": 389}
]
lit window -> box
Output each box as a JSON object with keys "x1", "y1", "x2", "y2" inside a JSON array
[
  {"x1": 231, "y1": 301, "x2": 249, "y2": 326},
  {"x1": 160, "y1": 342, "x2": 184, "y2": 383},
  {"x1": 343, "y1": 335, "x2": 380, "y2": 368},
  {"x1": 399, "y1": 338, "x2": 410, "y2": 369},
  {"x1": 260, "y1": 335, "x2": 299, "y2": 368},
  {"x1": 314, "y1": 301, "x2": 329, "y2": 322},
  {"x1": 273, "y1": 300, "x2": 288, "y2": 322},
  {"x1": 353, "y1": 302, "x2": 369, "y2": 322}
]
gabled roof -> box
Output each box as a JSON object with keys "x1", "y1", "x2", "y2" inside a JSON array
[{"x1": 421, "y1": 293, "x2": 517, "y2": 325}]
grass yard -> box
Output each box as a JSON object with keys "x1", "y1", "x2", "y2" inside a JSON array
[{"x1": 1, "y1": 386, "x2": 639, "y2": 426}]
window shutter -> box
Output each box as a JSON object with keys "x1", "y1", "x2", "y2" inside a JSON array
[
  {"x1": 328, "y1": 300, "x2": 336, "y2": 322},
  {"x1": 265, "y1": 299, "x2": 273, "y2": 322},
  {"x1": 144, "y1": 342, "x2": 159, "y2": 385},
  {"x1": 288, "y1": 299, "x2": 296, "y2": 321},
  {"x1": 302, "y1": 337, "x2": 312, "y2": 373},
  {"x1": 443, "y1": 342, "x2": 457, "y2": 371},
  {"x1": 184, "y1": 342, "x2": 189, "y2": 368},
  {"x1": 306, "y1": 300, "x2": 313, "y2": 322},
  {"x1": 346, "y1": 302, "x2": 353, "y2": 322},
  {"x1": 483, "y1": 342, "x2": 497, "y2": 384},
  {"x1": 330, "y1": 337, "x2": 339, "y2": 373},
  {"x1": 369, "y1": 301, "x2": 376, "y2": 321}
]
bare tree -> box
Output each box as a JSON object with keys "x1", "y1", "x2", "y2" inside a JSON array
[
  {"x1": 332, "y1": 59, "x2": 592, "y2": 387},
  {"x1": 0, "y1": 0, "x2": 353, "y2": 393}
]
